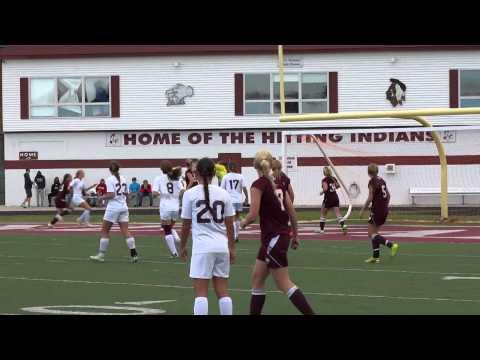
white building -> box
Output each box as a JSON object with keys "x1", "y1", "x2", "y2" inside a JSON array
[{"x1": 1, "y1": 45, "x2": 479, "y2": 206}]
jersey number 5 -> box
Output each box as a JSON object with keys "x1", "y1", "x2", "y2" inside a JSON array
[
  {"x1": 196, "y1": 200, "x2": 225, "y2": 224},
  {"x1": 381, "y1": 185, "x2": 388, "y2": 199},
  {"x1": 115, "y1": 183, "x2": 127, "y2": 196}
]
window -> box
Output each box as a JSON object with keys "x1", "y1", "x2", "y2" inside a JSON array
[
  {"x1": 30, "y1": 76, "x2": 111, "y2": 118},
  {"x1": 460, "y1": 70, "x2": 480, "y2": 107},
  {"x1": 244, "y1": 72, "x2": 328, "y2": 115}
]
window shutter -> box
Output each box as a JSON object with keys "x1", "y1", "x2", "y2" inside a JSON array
[
  {"x1": 111, "y1": 75, "x2": 120, "y2": 117},
  {"x1": 20, "y1": 78, "x2": 29, "y2": 119},
  {"x1": 328, "y1": 72, "x2": 338, "y2": 113},
  {"x1": 234, "y1": 73, "x2": 244, "y2": 116},
  {"x1": 449, "y1": 69, "x2": 459, "y2": 108}
]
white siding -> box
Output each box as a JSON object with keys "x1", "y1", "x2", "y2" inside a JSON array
[{"x1": 3, "y1": 51, "x2": 480, "y2": 132}]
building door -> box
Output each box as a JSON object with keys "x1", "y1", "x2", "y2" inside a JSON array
[{"x1": 216, "y1": 153, "x2": 242, "y2": 172}]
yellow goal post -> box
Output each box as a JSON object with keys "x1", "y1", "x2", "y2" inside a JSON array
[{"x1": 277, "y1": 45, "x2": 480, "y2": 221}]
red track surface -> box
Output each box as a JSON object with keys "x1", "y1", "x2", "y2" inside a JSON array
[{"x1": 1, "y1": 223, "x2": 480, "y2": 244}]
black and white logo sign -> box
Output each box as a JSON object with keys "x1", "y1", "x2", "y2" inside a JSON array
[{"x1": 166, "y1": 84, "x2": 194, "y2": 106}]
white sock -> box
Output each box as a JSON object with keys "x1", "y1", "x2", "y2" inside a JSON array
[
  {"x1": 172, "y1": 229, "x2": 180, "y2": 243},
  {"x1": 235, "y1": 220, "x2": 240, "y2": 239},
  {"x1": 80, "y1": 209, "x2": 90, "y2": 223},
  {"x1": 126, "y1": 237, "x2": 136, "y2": 250},
  {"x1": 218, "y1": 297, "x2": 233, "y2": 315},
  {"x1": 99, "y1": 238, "x2": 109, "y2": 253},
  {"x1": 194, "y1": 297, "x2": 208, "y2": 315},
  {"x1": 164, "y1": 235, "x2": 178, "y2": 256},
  {"x1": 287, "y1": 286, "x2": 298, "y2": 298}
]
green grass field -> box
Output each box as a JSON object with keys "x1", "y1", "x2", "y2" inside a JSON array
[{"x1": 1, "y1": 227, "x2": 480, "y2": 315}]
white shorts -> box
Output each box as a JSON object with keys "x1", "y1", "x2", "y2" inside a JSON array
[
  {"x1": 189, "y1": 252, "x2": 230, "y2": 279},
  {"x1": 71, "y1": 194, "x2": 86, "y2": 207},
  {"x1": 233, "y1": 203, "x2": 243, "y2": 212},
  {"x1": 103, "y1": 209, "x2": 129, "y2": 224},
  {"x1": 160, "y1": 209, "x2": 178, "y2": 222}
]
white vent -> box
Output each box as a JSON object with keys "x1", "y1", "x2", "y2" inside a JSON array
[{"x1": 385, "y1": 163, "x2": 396, "y2": 174}]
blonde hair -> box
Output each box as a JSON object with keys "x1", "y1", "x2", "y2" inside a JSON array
[
  {"x1": 323, "y1": 166, "x2": 333, "y2": 177},
  {"x1": 368, "y1": 163, "x2": 379, "y2": 176},
  {"x1": 271, "y1": 159, "x2": 282, "y2": 178},
  {"x1": 253, "y1": 150, "x2": 276, "y2": 190}
]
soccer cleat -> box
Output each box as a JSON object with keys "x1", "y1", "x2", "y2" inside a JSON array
[
  {"x1": 47, "y1": 223, "x2": 54, "y2": 228},
  {"x1": 341, "y1": 224, "x2": 348, "y2": 235},
  {"x1": 169, "y1": 253, "x2": 178, "y2": 259},
  {"x1": 364, "y1": 257, "x2": 380, "y2": 264},
  {"x1": 131, "y1": 255, "x2": 139, "y2": 263},
  {"x1": 391, "y1": 243, "x2": 399, "y2": 257},
  {"x1": 90, "y1": 254, "x2": 105, "y2": 262}
]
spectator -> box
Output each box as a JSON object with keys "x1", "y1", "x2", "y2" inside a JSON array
[
  {"x1": 95, "y1": 179, "x2": 107, "y2": 207},
  {"x1": 34, "y1": 171, "x2": 46, "y2": 207},
  {"x1": 138, "y1": 179, "x2": 153, "y2": 207},
  {"x1": 21, "y1": 169, "x2": 33, "y2": 208},
  {"x1": 129, "y1": 177, "x2": 141, "y2": 207},
  {"x1": 48, "y1": 177, "x2": 61, "y2": 207}
]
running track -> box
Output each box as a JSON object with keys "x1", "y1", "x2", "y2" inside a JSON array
[{"x1": 1, "y1": 223, "x2": 480, "y2": 244}]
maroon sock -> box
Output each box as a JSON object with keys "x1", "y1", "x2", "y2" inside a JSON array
[
  {"x1": 288, "y1": 287, "x2": 315, "y2": 315},
  {"x1": 250, "y1": 291, "x2": 266, "y2": 315}
]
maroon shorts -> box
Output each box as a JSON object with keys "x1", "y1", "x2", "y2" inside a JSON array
[
  {"x1": 257, "y1": 234, "x2": 290, "y2": 269},
  {"x1": 323, "y1": 197, "x2": 340, "y2": 209},
  {"x1": 368, "y1": 210, "x2": 389, "y2": 227},
  {"x1": 55, "y1": 198, "x2": 68, "y2": 210}
]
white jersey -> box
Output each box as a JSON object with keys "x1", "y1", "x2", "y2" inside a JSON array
[
  {"x1": 70, "y1": 178, "x2": 85, "y2": 197},
  {"x1": 181, "y1": 185, "x2": 235, "y2": 255},
  {"x1": 220, "y1": 172, "x2": 245, "y2": 203},
  {"x1": 105, "y1": 175, "x2": 128, "y2": 211},
  {"x1": 153, "y1": 174, "x2": 184, "y2": 212}
]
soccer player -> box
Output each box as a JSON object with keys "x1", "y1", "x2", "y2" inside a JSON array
[
  {"x1": 48, "y1": 173, "x2": 73, "y2": 228},
  {"x1": 179, "y1": 157, "x2": 236, "y2": 315},
  {"x1": 359, "y1": 163, "x2": 399, "y2": 263},
  {"x1": 318, "y1": 166, "x2": 347, "y2": 234},
  {"x1": 90, "y1": 162, "x2": 139, "y2": 263},
  {"x1": 240, "y1": 150, "x2": 315, "y2": 315},
  {"x1": 70, "y1": 170, "x2": 97, "y2": 227},
  {"x1": 153, "y1": 161, "x2": 185, "y2": 258},
  {"x1": 271, "y1": 159, "x2": 294, "y2": 203},
  {"x1": 185, "y1": 159, "x2": 199, "y2": 190},
  {"x1": 220, "y1": 162, "x2": 249, "y2": 242}
]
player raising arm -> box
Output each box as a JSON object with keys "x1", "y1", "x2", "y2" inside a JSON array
[
  {"x1": 89, "y1": 162, "x2": 139, "y2": 263},
  {"x1": 70, "y1": 170, "x2": 97, "y2": 227},
  {"x1": 220, "y1": 162, "x2": 249, "y2": 242},
  {"x1": 153, "y1": 161, "x2": 185, "y2": 258},
  {"x1": 359, "y1": 164, "x2": 399, "y2": 263},
  {"x1": 318, "y1": 166, "x2": 347, "y2": 234},
  {"x1": 179, "y1": 157, "x2": 236, "y2": 315},
  {"x1": 241, "y1": 150, "x2": 315, "y2": 315}
]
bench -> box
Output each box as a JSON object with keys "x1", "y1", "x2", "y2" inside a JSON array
[{"x1": 410, "y1": 187, "x2": 480, "y2": 205}]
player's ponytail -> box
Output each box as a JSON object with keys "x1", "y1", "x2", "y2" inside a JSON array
[
  {"x1": 197, "y1": 157, "x2": 216, "y2": 217},
  {"x1": 109, "y1": 162, "x2": 121, "y2": 183},
  {"x1": 323, "y1": 166, "x2": 332, "y2": 177},
  {"x1": 62, "y1": 173, "x2": 71, "y2": 185},
  {"x1": 170, "y1": 167, "x2": 182, "y2": 181},
  {"x1": 254, "y1": 150, "x2": 275, "y2": 189}
]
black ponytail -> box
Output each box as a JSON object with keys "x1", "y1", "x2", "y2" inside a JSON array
[
  {"x1": 109, "y1": 162, "x2": 121, "y2": 183},
  {"x1": 197, "y1": 157, "x2": 216, "y2": 217}
]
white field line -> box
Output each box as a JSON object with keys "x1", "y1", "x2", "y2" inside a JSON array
[
  {"x1": 1, "y1": 275, "x2": 479, "y2": 304},
  {"x1": 44, "y1": 256, "x2": 480, "y2": 277},
  {"x1": 443, "y1": 276, "x2": 480, "y2": 280}
]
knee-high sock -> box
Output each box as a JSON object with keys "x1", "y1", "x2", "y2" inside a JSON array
[
  {"x1": 194, "y1": 297, "x2": 208, "y2": 315},
  {"x1": 165, "y1": 235, "x2": 178, "y2": 256},
  {"x1": 287, "y1": 286, "x2": 315, "y2": 315},
  {"x1": 99, "y1": 238, "x2": 109, "y2": 253},
  {"x1": 219, "y1": 297, "x2": 233, "y2": 315},
  {"x1": 234, "y1": 220, "x2": 241, "y2": 239},
  {"x1": 126, "y1": 237, "x2": 138, "y2": 257},
  {"x1": 250, "y1": 289, "x2": 266, "y2": 315},
  {"x1": 320, "y1": 218, "x2": 326, "y2": 230},
  {"x1": 172, "y1": 229, "x2": 180, "y2": 243},
  {"x1": 371, "y1": 233, "x2": 392, "y2": 258},
  {"x1": 79, "y1": 209, "x2": 91, "y2": 223}
]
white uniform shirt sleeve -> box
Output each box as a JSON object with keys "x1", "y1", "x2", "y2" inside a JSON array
[
  {"x1": 106, "y1": 177, "x2": 116, "y2": 193},
  {"x1": 223, "y1": 192, "x2": 235, "y2": 218},
  {"x1": 220, "y1": 176, "x2": 226, "y2": 190},
  {"x1": 181, "y1": 190, "x2": 192, "y2": 219},
  {"x1": 152, "y1": 177, "x2": 161, "y2": 193}
]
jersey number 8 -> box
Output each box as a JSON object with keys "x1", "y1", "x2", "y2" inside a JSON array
[{"x1": 167, "y1": 182, "x2": 174, "y2": 194}]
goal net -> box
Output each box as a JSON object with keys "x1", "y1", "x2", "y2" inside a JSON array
[{"x1": 280, "y1": 126, "x2": 480, "y2": 223}]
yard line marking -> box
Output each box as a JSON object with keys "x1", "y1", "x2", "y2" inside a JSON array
[
  {"x1": 115, "y1": 300, "x2": 176, "y2": 306},
  {"x1": 1, "y1": 275, "x2": 480, "y2": 304},
  {"x1": 443, "y1": 276, "x2": 480, "y2": 280}
]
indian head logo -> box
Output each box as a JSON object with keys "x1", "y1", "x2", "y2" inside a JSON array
[
  {"x1": 386, "y1": 78, "x2": 407, "y2": 107},
  {"x1": 166, "y1": 84, "x2": 194, "y2": 106}
]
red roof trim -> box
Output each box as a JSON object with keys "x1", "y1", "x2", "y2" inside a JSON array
[{"x1": 2, "y1": 45, "x2": 480, "y2": 59}]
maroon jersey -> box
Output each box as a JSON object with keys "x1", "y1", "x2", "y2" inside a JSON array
[
  {"x1": 252, "y1": 176, "x2": 290, "y2": 243},
  {"x1": 369, "y1": 176, "x2": 390, "y2": 213},
  {"x1": 55, "y1": 180, "x2": 71, "y2": 208},
  {"x1": 274, "y1": 171, "x2": 290, "y2": 193},
  {"x1": 322, "y1": 176, "x2": 340, "y2": 208}
]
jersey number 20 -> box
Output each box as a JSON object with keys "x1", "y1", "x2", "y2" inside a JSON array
[{"x1": 196, "y1": 200, "x2": 225, "y2": 224}]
